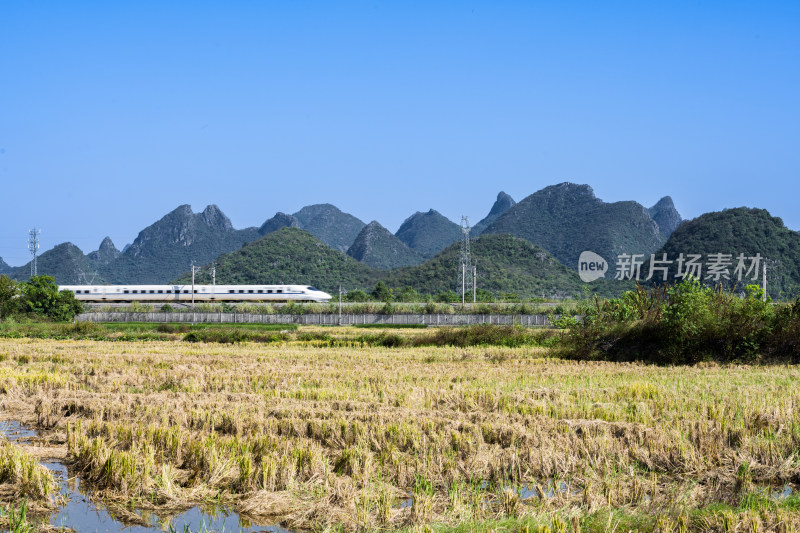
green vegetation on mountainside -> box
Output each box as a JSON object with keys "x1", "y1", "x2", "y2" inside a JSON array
[
  {"x1": 175, "y1": 229, "x2": 630, "y2": 298},
  {"x1": 647, "y1": 207, "x2": 800, "y2": 298},
  {"x1": 174, "y1": 227, "x2": 378, "y2": 291},
  {"x1": 292, "y1": 204, "x2": 366, "y2": 253},
  {"x1": 385, "y1": 233, "x2": 629, "y2": 298},
  {"x1": 484, "y1": 183, "x2": 665, "y2": 270},
  {"x1": 105, "y1": 205, "x2": 260, "y2": 284},
  {"x1": 11, "y1": 243, "x2": 106, "y2": 285},
  {"x1": 647, "y1": 196, "x2": 682, "y2": 238},
  {"x1": 347, "y1": 221, "x2": 425, "y2": 270},
  {"x1": 472, "y1": 191, "x2": 516, "y2": 235},
  {"x1": 395, "y1": 209, "x2": 463, "y2": 257}
]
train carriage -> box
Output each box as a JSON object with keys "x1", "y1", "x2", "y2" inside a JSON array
[{"x1": 58, "y1": 285, "x2": 332, "y2": 303}]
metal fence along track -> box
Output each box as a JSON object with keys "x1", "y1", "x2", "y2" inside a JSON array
[{"x1": 77, "y1": 312, "x2": 553, "y2": 326}]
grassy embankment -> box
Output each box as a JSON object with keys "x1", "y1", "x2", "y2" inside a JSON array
[{"x1": 0, "y1": 329, "x2": 797, "y2": 532}]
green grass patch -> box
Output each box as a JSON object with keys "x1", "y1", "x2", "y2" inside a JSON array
[
  {"x1": 352, "y1": 323, "x2": 428, "y2": 329},
  {"x1": 0, "y1": 321, "x2": 299, "y2": 342}
]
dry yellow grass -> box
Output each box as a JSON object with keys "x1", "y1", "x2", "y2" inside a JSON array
[{"x1": 0, "y1": 335, "x2": 798, "y2": 531}]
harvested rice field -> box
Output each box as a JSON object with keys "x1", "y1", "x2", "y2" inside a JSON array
[{"x1": 0, "y1": 331, "x2": 798, "y2": 532}]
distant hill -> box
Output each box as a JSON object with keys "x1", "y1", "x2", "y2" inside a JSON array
[
  {"x1": 291, "y1": 204, "x2": 366, "y2": 253},
  {"x1": 347, "y1": 221, "x2": 425, "y2": 270},
  {"x1": 258, "y1": 212, "x2": 300, "y2": 236},
  {"x1": 644, "y1": 208, "x2": 800, "y2": 298},
  {"x1": 472, "y1": 192, "x2": 516, "y2": 235},
  {"x1": 484, "y1": 183, "x2": 665, "y2": 272},
  {"x1": 174, "y1": 227, "x2": 378, "y2": 292},
  {"x1": 0, "y1": 257, "x2": 10, "y2": 275},
  {"x1": 395, "y1": 209, "x2": 462, "y2": 258},
  {"x1": 385, "y1": 233, "x2": 626, "y2": 298},
  {"x1": 103, "y1": 204, "x2": 260, "y2": 284},
  {"x1": 648, "y1": 196, "x2": 683, "y2": 238},
  {"x1": 87, "y1": 237, "x2": 120, "y2": 267},
  {"x1": 11, "y1": 242, "x2": 106, "y2": 284},
  {"x1": 176, "y1": 228, "x2": 626, "y2": 298}
]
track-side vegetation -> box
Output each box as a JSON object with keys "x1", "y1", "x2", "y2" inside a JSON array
[{"x1": 562, "y1": 278, "x2": 800, "y2": 364}]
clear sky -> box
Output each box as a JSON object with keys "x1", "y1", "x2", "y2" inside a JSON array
[{"x1": 1, "y1": 1, "x2": 798, "y2": 266}]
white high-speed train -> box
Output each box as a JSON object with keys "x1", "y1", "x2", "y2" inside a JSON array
[{"x1": 58, "y1": 285, "x2": 333, "y2": 303}]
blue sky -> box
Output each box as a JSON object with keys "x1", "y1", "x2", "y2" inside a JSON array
[{"x1": 1, "y1": 1, "x2": 798, "y2": 266}]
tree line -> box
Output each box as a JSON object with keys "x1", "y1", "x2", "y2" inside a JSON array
[{"x1": 0, "y1": 275, "x2": 84, "y2": 321}]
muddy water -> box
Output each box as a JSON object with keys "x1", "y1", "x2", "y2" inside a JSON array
[{"x1": 1, "y1": 421, "x2": 292, "y2": 532}]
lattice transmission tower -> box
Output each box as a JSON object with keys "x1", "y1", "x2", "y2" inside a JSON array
[
  {"x1": 28, "y1": 228, "x2": 40, "y2": 277},
  {"x1": 457, "y1": 216, "x2": 476, "y2": 304}
]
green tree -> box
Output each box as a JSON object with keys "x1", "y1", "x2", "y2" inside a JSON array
[
  {"x1": 371, "y1": 281, "x2": 393, "y2": 302},
  {"x1": 19, "y1": 276, "x2": 84, "y2": 321},
  {"x1": 344, "y1": 289, "x2": 370, "y2": 302},
  {"x1": 475, "y1": 288, "x2": 495, "y2": 302},
  {"x1": 0, "y1": 275, "x2": 19, "y2": 319},
  {"x1": 435, "y1": 290, "x2": 458, "y2": 303},
  {"x1": 394, "y1": 286, "x2": 420, "y2": 303}
]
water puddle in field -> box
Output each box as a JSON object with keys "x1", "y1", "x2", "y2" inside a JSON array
[
  {"x1": 507, "y1": 480, "x2": 579, "y2": 500},
  {"x1": 767, "y1": 484, "x2": 795, "y2": 500},
  {"x1": 0, "y1": 420, "x2": 37, "y2": 442},
  {"x1": 1, "y1": 420, "x2": 293, "y2": 533}
]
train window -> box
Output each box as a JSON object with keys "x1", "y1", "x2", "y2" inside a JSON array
[
  {"x1": 238, "y1": 290, "x2": 244, "y2": 293},
  {"x1": 267, "y1": 290, "x2": 272, "y2": 293},
  {"x1": 183, "y1": 290, "x2": 189, "y2": 294},
  {"x1": 157, "y1": 290, "x2": 163, "y2": 294},
  {"x1": 123, "y1": 290, "x2": 129, "y2": 294},
  {"x1": 193, "y1": 290, "x2": 198, "y2": 293},
  {"x1": 150, "y1": 290, "x2": 155, "y2": 294},
  {"x1": 277, "y1": 290, "x2": 282, "y2": 294},
  {"x1": 257, "y1": 290, "x2": 263, "y2": 293},
  {"x1": 229, "y1": 290, "x2": 235, "y2": 293},
  {"x1": 248, "y1": 290, "x2": 254, "y2": 293},
  {"x1": 308, "y1": 286, "x2": 318, "y2": 291}
]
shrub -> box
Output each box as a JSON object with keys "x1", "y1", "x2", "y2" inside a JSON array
[
  {"x1": 561, "y1": 278, "x2": 795, "y2": 364},
  {"x1": 413, "y1": 324, "x2": 551, "y2": 348},
  {"x1": 345, "y1": 290, "x2": 370, "y2": 303},
  {"x1": 18, "y1": 276, "x2": 84, "y2": 321},
  {"x1": 372, "y1": 282, "x2": 393, "y2": 303},
  {"x1": 435, "y1": 291, "x2": 458, "y2": 303}
]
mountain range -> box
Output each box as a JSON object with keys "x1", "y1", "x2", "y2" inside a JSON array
[
  {"x1": 641, "y1": 207, "x2": 800, "y2": 298},
  {"x1": 346, "y1": 222, "x2": 425, "y2": 270},
  {"x1": 174, "y1": 227, "x2": 627, "y2": 298},
  {"x1": 9, "y1": 183, "x2": 796, "y2": 299},
  {"x1": 481, "y1": 183, "x2": 670, "y2": 269}
]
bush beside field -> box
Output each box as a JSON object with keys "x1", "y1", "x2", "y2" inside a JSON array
[{"x1": 562, "y1": 278, "x2": 800, "y2": 364}]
